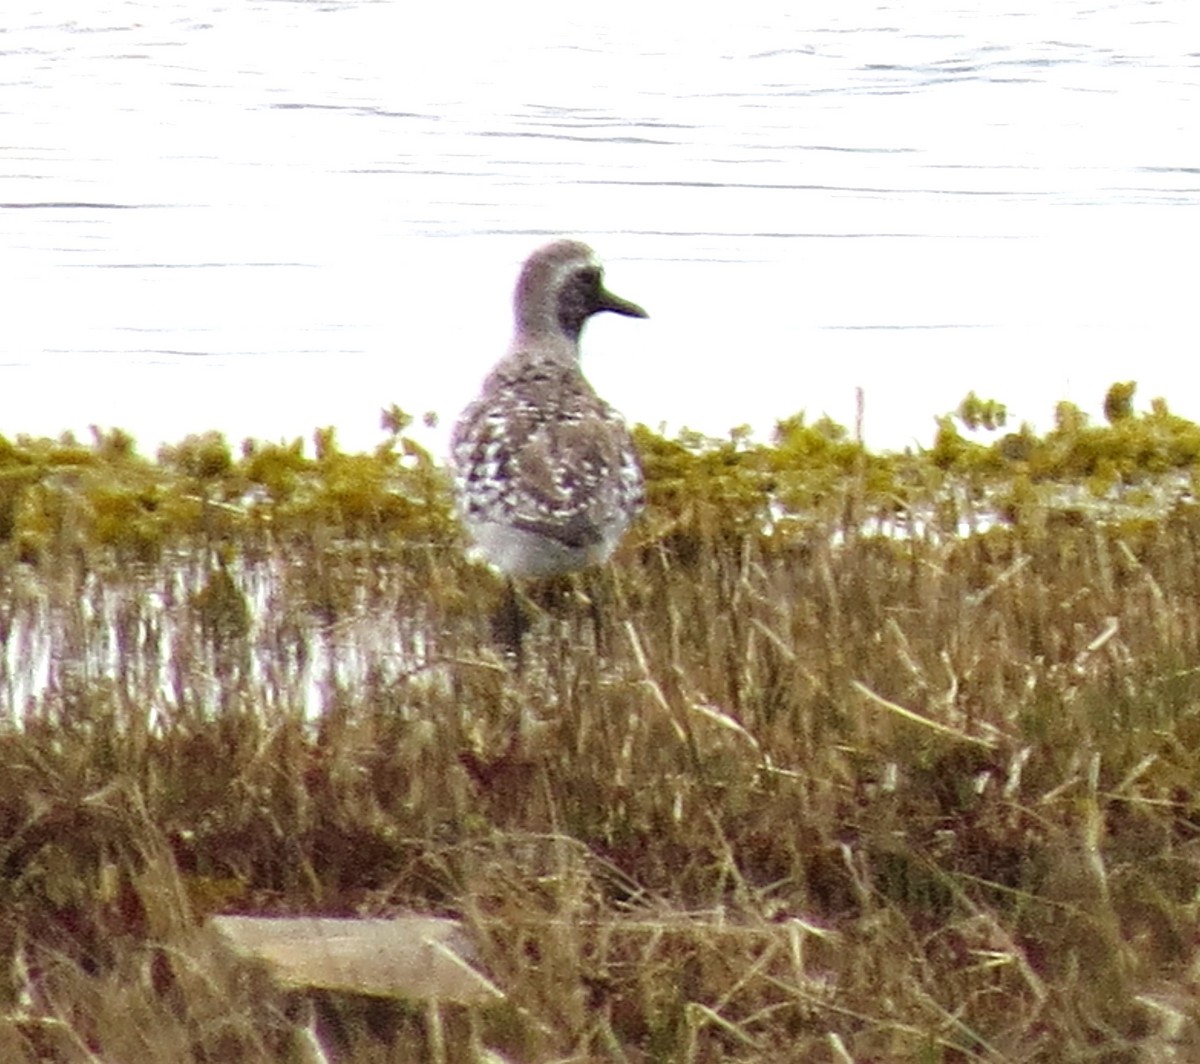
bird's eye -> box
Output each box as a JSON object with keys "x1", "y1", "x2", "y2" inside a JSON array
[{"x1": 575, "y1": 267, "x2": 601, "y2": 288}]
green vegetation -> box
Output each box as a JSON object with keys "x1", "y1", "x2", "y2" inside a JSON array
[{"x1": 3, "y1": 385, "x2": 1200, "y2": 1061}]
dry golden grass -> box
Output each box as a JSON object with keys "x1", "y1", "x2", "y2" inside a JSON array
[{"x1": 3, "y1": 397, "x2": 1200, "y2": 1061}]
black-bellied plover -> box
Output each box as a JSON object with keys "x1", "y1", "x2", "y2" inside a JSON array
[{"x1": 451, "y1": 240, "x2": 648, "y2": 581}]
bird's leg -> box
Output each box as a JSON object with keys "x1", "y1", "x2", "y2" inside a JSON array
[
  {"x1": 582, "y1": 569, "x2": 609, "y2": 658},
  {"x1": 492, "y1": 577, "x2": 531, "y2": 672}
]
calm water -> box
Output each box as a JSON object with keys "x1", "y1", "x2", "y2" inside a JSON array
[{"x1": 2, "y1": 0, "x2": 1197, "y2": 455}]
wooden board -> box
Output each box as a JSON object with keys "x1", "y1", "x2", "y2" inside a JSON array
[{"x1": 210, "y1": 915, "x2": 504, "y2": 1006}]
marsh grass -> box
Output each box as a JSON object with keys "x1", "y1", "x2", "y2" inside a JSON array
[{"x1": 3, "y1": 394, "x2": 1200, "y2": 1061}]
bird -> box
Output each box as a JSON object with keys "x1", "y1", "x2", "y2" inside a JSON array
[
  {"x1": 451, "y1": 239, "x2": 648, "y2": 579},
  {"x1": 450, "y1": 240, "x2": 648, "y2": 662}
]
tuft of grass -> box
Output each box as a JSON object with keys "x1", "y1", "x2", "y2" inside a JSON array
[{"x1": 3, "y1": 388, "x2": 1200, "y2": 1059}]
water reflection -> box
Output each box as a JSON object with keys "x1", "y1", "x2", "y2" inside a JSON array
[{"x1": 1, "y1": 0, "x2": 1196, "y2": 455}]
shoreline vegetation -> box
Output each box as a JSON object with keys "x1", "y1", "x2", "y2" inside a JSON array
[{"x1": 4, "y1": 385, "x2": 1200, "y2": 1060}]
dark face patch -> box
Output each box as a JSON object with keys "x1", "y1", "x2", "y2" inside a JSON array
[
  {"x1": 556, "y1": 267, "x2": 606, "y2": 340},
  {"x1": 555, "y1": 266, "x2": 648, "y2": 340}
]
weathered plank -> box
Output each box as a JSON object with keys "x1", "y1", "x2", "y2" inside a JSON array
[{"x1": 210, "y1": 915, "x2": 504, "y2": 1006}]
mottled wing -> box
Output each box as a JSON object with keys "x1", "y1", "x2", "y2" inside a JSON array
[{"x1": 451, "y1": 358, "x2": 644, "y2": 549}]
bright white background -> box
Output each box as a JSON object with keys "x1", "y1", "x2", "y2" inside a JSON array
[{"x1": 1, "y1": 0, "x2": 1196, "y2": 455}]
